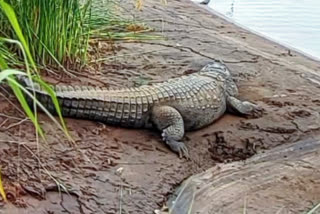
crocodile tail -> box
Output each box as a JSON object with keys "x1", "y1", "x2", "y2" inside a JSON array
[
  {"x1": 16, "y1": 75, "x2": 146, "y2": 126},
  {"x1": 15, "y1": 74, "x2": 32, "y2": 87},
  {"x1": 16, "y1": 75, "x2": 111, "y2": 122},
  {"x1": 16, "y1": 74, "x2": 61, "y2": 113},
  {"x1": 16, "y1": 74, "x2": 52, "y2": 94}
]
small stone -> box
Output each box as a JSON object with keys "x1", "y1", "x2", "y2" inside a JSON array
[
  {"x1": 107, "y1": 159, "x2": 112, "y2": 165},
  {"x1": 115, "y1": 167, "x2": 124, "y2": 175}
]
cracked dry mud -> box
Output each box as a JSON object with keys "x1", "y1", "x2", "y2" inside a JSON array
[{"x1": 1, "y1": 0, "x2": 320, "y2": 213}]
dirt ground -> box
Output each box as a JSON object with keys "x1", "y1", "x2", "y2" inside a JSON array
[{"x1": 1, "y1": 0, "x2": 320, "y2": 213}]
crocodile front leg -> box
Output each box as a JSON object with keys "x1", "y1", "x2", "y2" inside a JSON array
[
  {"x1": 151, "y1": 106, "x2": 189, "y2": 159},
  {"x1": 227, "y1": 96, "x2": 263, "y2": 117}
]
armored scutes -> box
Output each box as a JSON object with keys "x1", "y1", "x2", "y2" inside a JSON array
[{"x1": 20, "y1": 61, "x2": 262, "y2": 158}]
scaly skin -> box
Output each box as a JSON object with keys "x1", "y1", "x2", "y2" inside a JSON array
[{"x1": 20, "y1": 61, "x2": 262, "y2": 158}]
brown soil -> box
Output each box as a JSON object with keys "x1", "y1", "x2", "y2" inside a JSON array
[{"x1": 1, "y1": 0, "x2": 320, "y2": 213}]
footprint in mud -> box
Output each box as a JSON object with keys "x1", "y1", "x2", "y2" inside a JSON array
[{"x1": 206, "y1": 131, "x2": 258, "y2": 162}]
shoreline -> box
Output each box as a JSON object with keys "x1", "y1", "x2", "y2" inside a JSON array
[
  {"x1": 192, "y1": 0, "x2": 320, "y2": 63},
  {"x1": 1, "y1": 0, "x2": 320, "y2": 213}
]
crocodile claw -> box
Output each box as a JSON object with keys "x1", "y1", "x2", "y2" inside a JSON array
[
  {"x1": 243, "y1": 102, "x2": 264, "y2": 118},
  {"x1": 166, "y1": 139, "x2": 190, "y2": 159},
  {"x1": 252, "y1": 105, "x2": 264, "y2": 118}
]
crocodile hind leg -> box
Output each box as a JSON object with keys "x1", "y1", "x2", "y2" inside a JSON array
[
  {"x1": 227, "y1": 96, "x2": 263, "y2": 117},
  {"x1": 151, "y1": 106, "x2": 189, "y2": 158}
]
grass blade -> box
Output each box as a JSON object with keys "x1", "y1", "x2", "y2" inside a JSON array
[
  {"x1": 7, "y1": 76, "x2": 70, "y2": 139},
  {"x1": 6, "y1": 76, "x2": 45, "y2": 138},
  {"x1": 35, "y1": 77, "x2": 71, "y2": 140},
  {"x1": 306, "y1": 202, "x2": 320, "y2": 214},
  {"x1": 0, "y1": 54, "x2": 8, "y2": 69},
  {"x1": 0, "y1": 0, "x2": 156, "y2": 68},
  {"x1": 0, "y1": 169, "x2": 6, "y2": 202},
  {"x1": 0, "y1": 0, "x2": 37, "y2": 70},
  {"x1": 0, "y1": 69, "x2": 26, "y2": 82}
]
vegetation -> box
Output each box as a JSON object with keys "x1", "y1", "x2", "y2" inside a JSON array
[
  {"x1": 0, "y1": 0, "x2": 152, "y2": 68},
  {"x1": 306, "y1": 203, "x2": 320, "y2": 214},
  {"x1": 0, "y1": 0, "x2": 154, "y2": 202},
  {"x1": 0, "y1": 0, "x2": 150, "y2": 138},
  {"x1": 0, "y1": 169, "x2": 5, "y2": 202},
  {"x1": 0, "y1": 0, "x2": 69, "y2": 137}
]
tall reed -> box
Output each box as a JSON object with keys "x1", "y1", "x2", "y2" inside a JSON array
[
  {"x1": 0, "y1": 0, "x2": 72, "y2": 202},
  {"x1": 0, "y1": 0, "x2": 93, "y2": 66}
]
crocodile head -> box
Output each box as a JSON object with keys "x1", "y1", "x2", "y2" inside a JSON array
[
  {"x1": 199, "y1": 60, "x2": 231, "y2": 79},
  {"x1": 199, "y1": 61, "x2": 239, "y2": 96}
]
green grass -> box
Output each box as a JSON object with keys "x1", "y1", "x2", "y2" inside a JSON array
[
  {"x1": 0, "y1": 0, "x2": 154, "y2": 68},
  {"x1": 0, "y1": 0, "x2": 72, "y2": 201},
  {"x1": 0, "y1": 0, "x2": 158, "y2": 202},
  {"x1": 0, "y1": 0, "x2": 92, "y2": 67},
  {"x1": 0, "y1": 0, "x2": 70, "y2": 138}
]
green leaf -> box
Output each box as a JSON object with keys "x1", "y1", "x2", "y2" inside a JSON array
[
  {"x1": 0, "y1": 55, "x2": 8, "y2": 70},
  {"x1": 0, "y1": 0, "x2": 37, "y2": 70},
  {"x1": 0, "y1": 69, "x2": 26, "y2": 83},
  {"x1": 7, "y1": 77, "x2": 70, "y2": 139},
  {"x1": 7, "y1": 76, "x2": 45, "y2": 138},
  {"x1": 0, "y1": 70, "x2": 43, "y2": 138},
  {"x1": 35, "y1": 77, "x2": 71, "y2": 140}
]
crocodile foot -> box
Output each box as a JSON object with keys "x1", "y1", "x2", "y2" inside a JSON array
[
  {"x1": 227, "y1": 96, "x2": 264, "y2": 118},
  {"x1": 161, "y1": 132, "x2": 189, "y2": 159},
  {"x1": 242, "y1": 101, "x2": 264, "y2": 118},
  {"x1": 166, "y1": 139, "x2": 189, "y2": 159}
]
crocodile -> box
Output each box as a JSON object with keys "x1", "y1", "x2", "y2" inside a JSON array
[{"x1": 19, "y1": 61, "x2": 262, "y2": 158}]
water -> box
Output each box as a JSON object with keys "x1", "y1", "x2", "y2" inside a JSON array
[{"x1": 207, "y1": 0, "x2": 320, "y2": 60}]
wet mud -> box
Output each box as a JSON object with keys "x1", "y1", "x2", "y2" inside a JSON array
[{"x1": 1, "y1": 0, "x2": 320, "y2": 213}]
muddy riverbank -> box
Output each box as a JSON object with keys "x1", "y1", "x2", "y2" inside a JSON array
[{"x1": 1, "y1": 0, "x2": 320, "y2": 213}]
